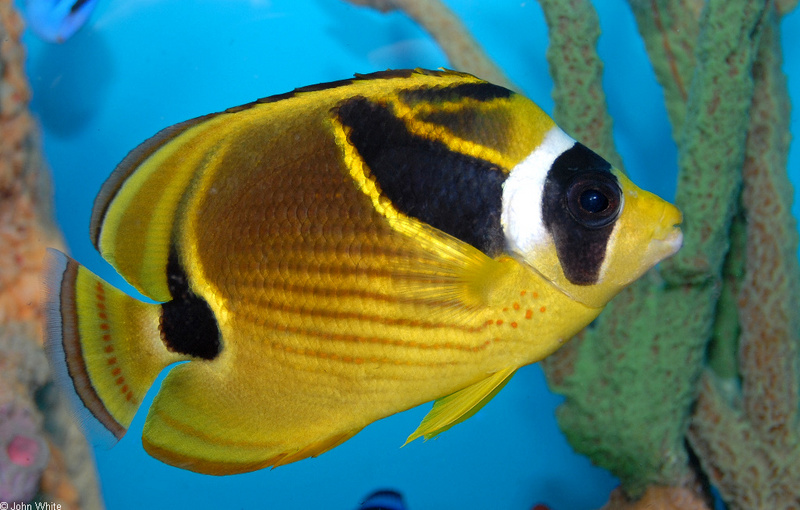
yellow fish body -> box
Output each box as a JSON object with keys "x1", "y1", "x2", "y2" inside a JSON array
[{"x1": 45, "y1": 69, "x2": 682, "y2": 475}]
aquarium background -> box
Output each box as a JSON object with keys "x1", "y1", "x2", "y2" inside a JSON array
[{"x1": 17, "y1": 1, "x2": 800, "y2": 509}]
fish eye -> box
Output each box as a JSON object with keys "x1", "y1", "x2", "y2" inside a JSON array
[
  {"x1": 579, "y1": 189, "x2": 608, "y2": 213},
  {"x1": 565, "y1": 175, "x2": 622, "y2": 229}
]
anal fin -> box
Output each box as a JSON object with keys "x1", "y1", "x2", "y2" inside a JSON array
[
  {"x1": 405, "y1": 367, "x2": 517, "y2": 444},
  {"x1": 270, "y1": 430, "x2": 360, "y2": 468},
  {"x1": 140, "y1": 362, "x2": 363, "y2": 475}
]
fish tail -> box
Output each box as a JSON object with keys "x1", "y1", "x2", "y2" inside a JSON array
[{"x1": 44, "y1": 249, "x2": 183, "y2": 446}]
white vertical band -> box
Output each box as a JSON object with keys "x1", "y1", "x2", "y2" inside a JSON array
[{"x1": 501, "y1": 127, "x2": 576, "y2": 257}]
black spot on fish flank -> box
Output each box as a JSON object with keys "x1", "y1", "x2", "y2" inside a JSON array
[
  {"x1": 399, "y1": 82, "x2": 513, "y2": 105},
  {"x1": 542, "y1": 143, "x2": 619, "y2": 285},
  {"x1": 160, "y1": 251, "x2": 221, "y2": 360},
  {"x1": 336, "y1": 97, "x2": 506, "y2": 257}
]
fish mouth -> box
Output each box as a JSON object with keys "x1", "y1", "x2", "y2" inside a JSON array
[
  {"x1": 642, "y1": 226, "x2": 682, "y2": 268},
  {"x1": 657, "y1": 227, "x2": 684, "y2": 257},
  {"x1": 651, "y1": 203, "x2": 684, "y2": 258},
  {"x1": 651, "y1": 203, "x2": 683, "y2": 258}
]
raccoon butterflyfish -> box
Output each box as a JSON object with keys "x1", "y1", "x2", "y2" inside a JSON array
[{"x1": 45, "y1": 69, "x2": 683, "y2": 475}]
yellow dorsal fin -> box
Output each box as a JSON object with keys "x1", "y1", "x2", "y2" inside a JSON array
[
  {"x1": 405, "y1": 367, "x2": 517, "y2": 445},
  {"x1": 90, "y1": 113, "x2": 238, "y2": 301}
]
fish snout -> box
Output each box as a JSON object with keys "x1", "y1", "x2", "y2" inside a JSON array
[{"x1": 651, "y1": 202, "x2": 683, "y2": 257}]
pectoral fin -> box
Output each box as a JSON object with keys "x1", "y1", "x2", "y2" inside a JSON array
[{"x1": 405, "y1": 367, "x2": 517, "y2": 444}]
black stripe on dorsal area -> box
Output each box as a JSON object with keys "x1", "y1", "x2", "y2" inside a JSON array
[
  {"x1": 336, "y1": 96, "x2": 507, "y2": 257},
  {"x1": 223, "y1": 69, "x2": 468, "y2": 113},
  {"x1": 160, "y1": 250, "x2": 221, "y2": 360},
  {"x1": 398, "y1": 81, "x2": 513, "y2": 106}
]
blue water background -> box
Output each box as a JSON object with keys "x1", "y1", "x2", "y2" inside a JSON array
[{"x1": 19, "y1": 1, "x2": 800, "y2": 509}]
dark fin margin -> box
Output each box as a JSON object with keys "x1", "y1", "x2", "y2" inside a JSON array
[
  {"x1": 398, "y1": 81, "x2": 513, "y2": 105},
  {"x1": 90, "y1": 114, "x2": 217, "y2": 248},
  {"x1": 44, "y1": 250, "x2": 126, "y2": 443},
  {"x1": 223, "y1": 69, "x2": 478, "y2": 112}
]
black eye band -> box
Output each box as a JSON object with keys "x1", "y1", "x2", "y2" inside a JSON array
[{"x1": 541, "y1": 142, "x2": 620, "y2": 285}]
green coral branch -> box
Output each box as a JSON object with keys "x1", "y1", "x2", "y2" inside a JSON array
[
  {"x1": 625, "y1": 0, "x2": 701, "y2": 139},
  {"x1": 540, "y1": 0, "x2": 800, "y2": 505},
  {"x1": 706, "y1": 212, "x2": 746, "y2": 382},
  {"x1": 734, "y1": 10, "x2": 798, "y2": 438},
  {"x1": 536, "y1": 0, "x2": 622, "y2": 169},
  {"x1": 663, "y1": 0, "x2": 769, "y2": 285},
  {"x1": 535, "y1": 0, "x2": 704, "y2": 493},
  {"x1": 690, "y1": 373, "x2": 800, "y2": 509},
  {"x1": 688, "y1": 6, "x2": 800, "y2": 507},
  {"x1": 544, "y1": 275, "x2": 712, "y2": 494},
  {"x1": 777, "y1": 0, "x2": 800, "y2": 14},
  {"x1": 540, "y1": 0, "x2": 774, "y2": 499}
]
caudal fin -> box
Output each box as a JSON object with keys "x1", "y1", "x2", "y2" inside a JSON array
[{"x1": 44, "y1": 249, "x2": 185, "y2": 446}]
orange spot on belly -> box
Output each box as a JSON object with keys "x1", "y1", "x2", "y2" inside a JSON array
[
  {"x1": 525, "y1": 309, "x2": 533, "y2": 319},
  {"x1": 539, "y1": 306, "x2": 547, "y2": 313}
]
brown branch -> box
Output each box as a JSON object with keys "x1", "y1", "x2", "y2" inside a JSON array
[{"x1": 344, "y1": 0, "x2": 514, "y2": 90}]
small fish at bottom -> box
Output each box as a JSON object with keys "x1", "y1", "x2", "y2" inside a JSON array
[{"x1": 358, "y1": 490, "x2": 407, "y2": 510}]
